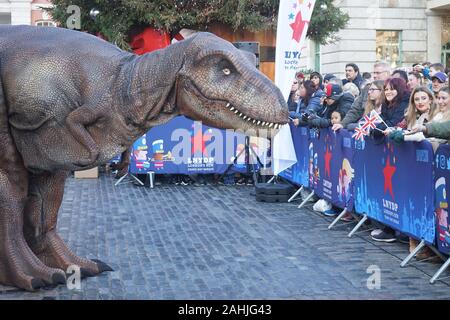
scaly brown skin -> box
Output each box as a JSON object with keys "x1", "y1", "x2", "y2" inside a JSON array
[{"x1": 0, "y1": 25, "x2": 288, "y2": 291}]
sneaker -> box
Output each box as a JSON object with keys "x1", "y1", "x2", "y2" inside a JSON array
[
  {"x1": 313, "y1": 199, "x2": 332, "y2": 213},
  {"x1": 236, "y1": 178, "x2": 246, "y2": 185},
  {"x1": 371, "y1": 230, "x2": 396, "y2": 243},
  {"x1": 246, "y1": 178, "x2": 254, "y2": 185},
  {"x1": 323, "y1": 209, "x2": 337, "y2": 217},
  {"x1": 370, "y1": 229, "x2": 383, "y2": 237},
  {"x1": 180, "y1": 176, "x2": 190, "y2": 186}
]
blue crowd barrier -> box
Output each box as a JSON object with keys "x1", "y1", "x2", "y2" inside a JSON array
[{"x1": 279, "y1": 126, "x2": 445, "y2": 248}]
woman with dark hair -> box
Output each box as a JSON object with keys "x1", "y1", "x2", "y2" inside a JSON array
[
  {"x1": 374, "y1": 77, "x2": 411, "y2": 136},
  {"x1": 291, "y1": 80, "x2": 325, "y2": 126},
  {"x1": 310, "y1": 71, "x2": 324, "y2": 91}
]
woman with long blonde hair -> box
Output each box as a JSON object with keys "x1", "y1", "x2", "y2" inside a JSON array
[{"x1": 402, "y1": 86, "x2": 436, "y2": 131}]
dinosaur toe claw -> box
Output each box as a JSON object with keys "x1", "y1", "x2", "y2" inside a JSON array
[
  {"x1": 91, "y1": 259, "x2": 114, "y2": 273},
  {"x1": 31, "y1": 278, "x2": 46, "y2": 290}
]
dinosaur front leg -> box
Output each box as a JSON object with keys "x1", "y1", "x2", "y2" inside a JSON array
[
  {"x1": 24, "y1": 170, "x2": 113, "y2": 278},
  {"x1": 66, "y1": 106, "x2": 102, "y2": 167}
]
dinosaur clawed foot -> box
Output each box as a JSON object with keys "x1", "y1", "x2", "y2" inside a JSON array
[
  {"x1": 0, "y1": 233, "x2": 67, "y2": 291},
  {"x1": 31, "y1": 231, "x2": 113, "y2": 280}
]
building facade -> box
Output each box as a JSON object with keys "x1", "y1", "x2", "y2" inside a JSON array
[
  {"x1": 0, "y1": 0, "x2": 54, "y2": 26},
  {"x1": 300, "y1": 0, "x2": 450, "y2": 77}
]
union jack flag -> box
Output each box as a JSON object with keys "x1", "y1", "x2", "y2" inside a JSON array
[
  {"x1": 361, "y1": 110, "x2": 383, "y2": 131},
  {"x1": 352, "y1": 125, "x2": 369, "y2": 141}
]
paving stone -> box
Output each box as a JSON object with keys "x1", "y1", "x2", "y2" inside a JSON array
[{"x1": 1, "y1": 174, "x2": 450, "y2": 299}]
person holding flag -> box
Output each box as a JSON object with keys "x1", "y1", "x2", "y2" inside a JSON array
[{"x1": 372, "y1": 77, "x2": 410, "y2": 141}]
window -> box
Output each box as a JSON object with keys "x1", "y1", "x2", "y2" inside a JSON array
[
  {"x1": 0, "y1": 13, "x2": 11, "y2": 25},
  {"x1": 36, "y1": 21, "x2": 56, "y2": 27},
  {"x1": 376, "y1": 31, "x2": 402, "y2": 69},
  {"x1": 443, "y1": 42, "x2": 450, "y2": 71},
  {"x1": 314, "y1": 41, "x2": 321, "y2": 73}
]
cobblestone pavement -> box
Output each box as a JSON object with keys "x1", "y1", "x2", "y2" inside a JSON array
[{"x1": 1, "y1": 174, "x2": 450, "y2": 300}]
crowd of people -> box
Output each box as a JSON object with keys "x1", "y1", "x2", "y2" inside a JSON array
[{"x1": 287, "y1": 61, "x2": 450, "y2": 261}]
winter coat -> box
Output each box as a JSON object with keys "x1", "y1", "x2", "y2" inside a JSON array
[
  {"x1": 373, "y1": 93, "x2": 410, "y2": 139},
  {"x1": 307, "y1": 92, "x2": 355, "y2": 128},
  {"x1": 426, "y1": 120, "x2": 450, "y2": 142},
  {"x1": 343, "y1": 73, "x2": 364, "y2": 90},
  {"x1": 342, "y1": 85, "x2": 370, "y2": 129},
  {"x1": 290, "y1": 89, "x2": 325, "y2": 119}
]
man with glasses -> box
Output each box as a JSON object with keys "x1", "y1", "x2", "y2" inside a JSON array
[{"x1": 333, "y1": 61, "x2": 391, "y2": 131}]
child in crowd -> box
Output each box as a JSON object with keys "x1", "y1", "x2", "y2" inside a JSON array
[{"x1": 330, "y1": 110, "x2": 343, "y2": 125}]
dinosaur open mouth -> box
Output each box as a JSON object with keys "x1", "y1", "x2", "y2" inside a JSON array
[
  {"x1": 182, "y1": 77, "x2": 286, "y2": 129},
  {"x1": 224, "y1": 102, "x2": 283, "y2": 129}
]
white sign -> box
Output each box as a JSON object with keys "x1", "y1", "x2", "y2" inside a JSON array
[{"x1": 275, "y1": 0, "x2": 316, "y2": 101}]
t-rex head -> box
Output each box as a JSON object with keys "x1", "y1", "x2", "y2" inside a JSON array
[{"x1": 175, "y1": 32, "x2": 289, "y2": 131}]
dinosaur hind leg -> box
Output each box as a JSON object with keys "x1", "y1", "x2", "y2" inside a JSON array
[
  {"x1": 24, "y1": 170, "x2": 113, "y2": 278},
  {"x1": 0, "y1": 82, "x2": 66, "y2": 291}
]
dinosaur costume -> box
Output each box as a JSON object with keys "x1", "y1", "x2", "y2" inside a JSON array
[{"x1": 0, "y1": 25, "x2": 288, "y2": 291}]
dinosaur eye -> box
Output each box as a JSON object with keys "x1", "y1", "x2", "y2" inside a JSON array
[{"x1": 222, "y1": 68, "x2": 231, "y2": 76}]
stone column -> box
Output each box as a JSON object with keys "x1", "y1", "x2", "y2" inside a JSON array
[{"x1": 426, "y1": 9, "x2": 443, "y2": 63}]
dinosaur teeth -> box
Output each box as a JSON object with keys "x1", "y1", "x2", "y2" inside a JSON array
[
  {"x1": 234, "y1": 110, "x2": 239, "y2": 114},
  {"x1": 226, "y1": 103, "x2": 231, "y2": 108},
  {"x1": 253, "y1": 119, "x2": 256, "y2": 124},
  {"x1": 261, "y1": 122, "x2": 266, "y2": 126},
  {"x1": 257, "y1": 121, "x2": 261, "y2": 125},
  {"x1": 247, "y1": 118, "x2": 251, "y2": 122},
  {"x1": 239, "y1": 112, "x2": 243, "y2": 117},
  {"x1": 269, "y1": 123, "x2": 274, "y2": 128},
  {"x1": 243, "y1": 115, "x2": 247, "y2": 120},
  {"x1": 230, "y1": 106, "x2": 235, "y2": 111}
]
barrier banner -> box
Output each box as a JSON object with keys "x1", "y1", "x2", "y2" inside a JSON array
[
  {"x1": 308, "y1": 128, "x2": 354, "y2": 210},
  {"x1": 129, "y1": 116, "x2": 268, "y2": 175},
  {"x1": 434, "y1": 144, "x2": 450, "y2": 254},
  {"x1": 278, "y1": 123, "x2": 310, "y2": 187},
  {"x1": 330, "y1": 129, "x2": 355, "y2": 211},
  {"x1": 354, "y1": 137, "x2": 435, "y2": 244}
]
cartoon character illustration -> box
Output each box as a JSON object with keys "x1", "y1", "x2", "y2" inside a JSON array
[
  {"x1": 436, "y1": 177, "x2": 449, "y2": 246},
  {"x1": 132, "y1": 135, "x2": 150, "y2": 171},
  {"x1": 308, "y1": 142, "x2": 314, "y2": 186},
  {"x1": 313, "y1": 152, "x2": 320, "y2": 188},
  {"x1": 152, "y1": 139, "x2": 164, "y2": 169},
  {"x1": 337, "y1": 158, "x2": 354, "y2": 204}
]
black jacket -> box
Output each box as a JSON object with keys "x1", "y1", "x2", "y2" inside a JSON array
[
  {"x1": 307, "y1": 92, "x2": 355, "y2": 128},
  {"x1": 373, "y1": 93, "x2": 410, "y2": 139},
  {"x1": 343, "y1": 73, "x2": 364, "y2": 90}
]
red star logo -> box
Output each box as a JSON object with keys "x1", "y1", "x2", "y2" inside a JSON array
[
  {"x1": 324, "y1": 146, "x2": 332, "y2": 178},
  {"x1": 383, "y1": 157, "x2": 396, "y2": 200},
  {"x1": 191, "y1": 130, "x2": 211, "y2": 156},
  {"x1": 290, "y1": 11, "x2": 310, "y2": 42}
]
